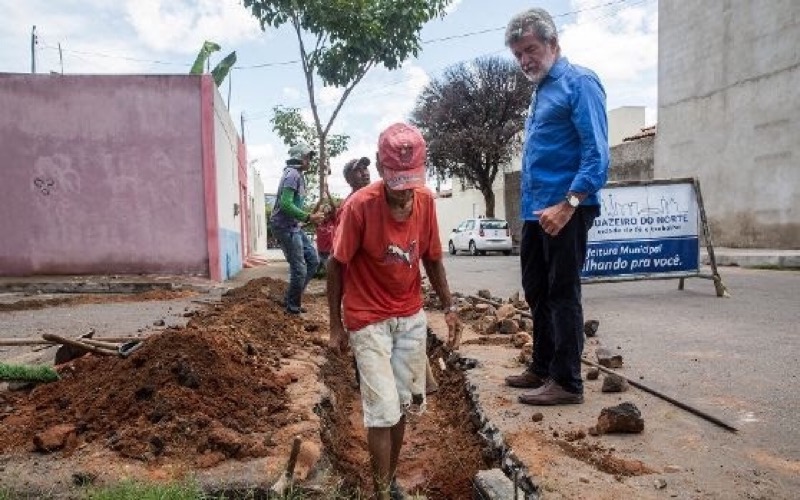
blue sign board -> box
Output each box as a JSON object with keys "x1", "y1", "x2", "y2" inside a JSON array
[{"x1": 582, "y1": 182, "x2": 700, "y2": 279}]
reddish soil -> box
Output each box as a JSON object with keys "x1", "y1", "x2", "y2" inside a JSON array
[
  {"x1": 0, "y1": 276, "x2": 491, "y2": 498},
  {"x1": 320, "y1": 343, "x2": 491, "y2": 498},
  {"x1": 0, "y1": 290, "x2": 200, "y2": 312},
  {"x1": 0, "y1": 278, "x2": 325, "y2": 468}
]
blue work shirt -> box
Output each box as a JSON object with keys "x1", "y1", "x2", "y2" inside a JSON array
[{"x1": 520, "y1": 56, "x2": 609, "y2": 221}]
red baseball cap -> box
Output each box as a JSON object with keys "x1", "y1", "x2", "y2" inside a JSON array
[{"x1": 377, "y1": 123, "x2": 426, "y2": 190}]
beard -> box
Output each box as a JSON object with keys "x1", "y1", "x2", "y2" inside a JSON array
[{"x1": 522, "y1": 52, "x2": 557, "y2": 86}]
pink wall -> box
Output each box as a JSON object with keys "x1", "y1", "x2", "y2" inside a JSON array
[{"x1": 0, "y1": 74, "x2": 209, "y2": 276}]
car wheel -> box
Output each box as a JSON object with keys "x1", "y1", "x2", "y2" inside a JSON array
[
  {"x1": 469, "y1": 240, "x2": 478, "y2": 256},
  {"x1": 448, "y1": 241, "x2": 456, "y2": 255},
  {"x1": 502, "y1": 250, "x2": 512, "y2": 256}
]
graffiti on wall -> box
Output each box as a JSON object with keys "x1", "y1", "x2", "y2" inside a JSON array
[{"x1": 33, "y1": 177, "x2": 56, "y2": 195}]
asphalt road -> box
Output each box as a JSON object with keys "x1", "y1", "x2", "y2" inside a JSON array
[{"x1": 443, "y1": 253, "x2": 800, "y2": 495}]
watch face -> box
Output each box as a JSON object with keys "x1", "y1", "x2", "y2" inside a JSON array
[{"x1": 567, "y1": 195, "x2": 580, "y2": 207}]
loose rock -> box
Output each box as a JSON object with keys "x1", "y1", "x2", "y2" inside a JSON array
[
  {"x1": 601, "y1": 374, "x2": 629, "y2": 393},
  {"x1": 497, "y1": 319, "x2": 519, "y2": 335},
  {"x1": 33, "y1": 424, "x2": 77, "y2": 453},
  {"x1": 584, "y1": 319, "x2": 600, "y2": 337},
  {"x1": 531, "y1": 412, "x2": 544, "y2": 423},
  {"x1": 596, "y1": 347, "x2": 623, "y2": 368},
  {"x1": 654, "y1": 478, "x2": 667, "y2": 489},
  {"x1": 596, "y1": 402, "x2": 644, "y2": 434},
  {"x1": 512, "y1": 332, "x2": 531, "y2": 348},
  {"x1": 586, "y1": 368, "x2": 600, "y2": 380},
  {"x1": 496, "y1": 304, "x2": 516, "y2": 321},
  {"x1": 519, "y1": 342, "x2": 533, "y2": 364}
]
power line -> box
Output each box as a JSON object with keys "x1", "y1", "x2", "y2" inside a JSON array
[
  {"x1": 35, "y1": 0, "x2": 643, "y2": 72},
  {"x1": 422, "y1": 0, "x2": 633, "y2": 44}
]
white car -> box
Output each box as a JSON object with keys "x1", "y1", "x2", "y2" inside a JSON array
[{"x1": 448, "y1": 218, "x2": 513, "y2": 256}]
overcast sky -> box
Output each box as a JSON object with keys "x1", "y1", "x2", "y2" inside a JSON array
[{"x1": 1, "y1": 0, "x2": 658, "y2": 196}]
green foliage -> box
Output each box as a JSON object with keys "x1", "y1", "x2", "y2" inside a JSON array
[
  {"x1": 210, "y1": 51, "x2": 237, "y2": 87},
  {"x1": 244, "y1": 0, "x2": 451, "y2": 87},
  {"x1": 190, "y1": 40, "x2": 236, "y2": 87},
  {"x1": 83, "y1": 480, "x2": 204, "y2": 500},
  {"x1": 411, "y1": 56, "x2": 534, "y2": 217},
  {"x1": 190, "y1": 41, "x2": 221, "y2": 74},
  {"x1": 272, "y1": 105, "x2": 349, "y2": 204},
  {"x1": 0, "y1": 363, "x2": 59, "y2": 383},
  {"x1": 243, "y1": 0, "x2": 452, "y2": 198}
]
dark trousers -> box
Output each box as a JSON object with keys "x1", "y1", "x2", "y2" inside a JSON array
[{"x1": 520, "y1": 206, "x2": 599, "y2": 393}]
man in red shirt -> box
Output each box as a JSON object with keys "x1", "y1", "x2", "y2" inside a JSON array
[
  {"x1": 327, "y1": 123, "x2": 461, "y2": 499},
  {"x1": 315, "y1": 157, "x2": 371, "y2": 275}
]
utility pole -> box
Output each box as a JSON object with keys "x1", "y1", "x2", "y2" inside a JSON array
[
  {"x1": 58, "y1": 43, "x2": 64, "y2": 74},
  {"x1": 240, "y1": 113, "x2": 246, "y2": 144},
  {"x1": 30, "y1": 25, "x2": 37, "y2": 74},
  {"x1": 227, "y1": 69, "x2": 232, "y2": 109}
]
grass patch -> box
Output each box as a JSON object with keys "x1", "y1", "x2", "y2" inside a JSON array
[
  {"x1": 0, "y1": 363, "x2": 59, "y2": 383},
  {"x1": 83, "y1": 480, "x2": 205, "y2": 500}
]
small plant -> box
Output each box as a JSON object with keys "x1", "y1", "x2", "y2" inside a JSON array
[{"x1": 0, "y1": 363, "x2": 59, "y2": 383}]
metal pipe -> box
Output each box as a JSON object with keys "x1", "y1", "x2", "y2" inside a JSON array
[{"x1": 581, "y1": 357, "x2": 738, "y2": 433}]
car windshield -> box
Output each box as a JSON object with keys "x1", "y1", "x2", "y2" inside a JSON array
[{"x1": 480, "y1": 220, "x2": 508, "y2": 229}]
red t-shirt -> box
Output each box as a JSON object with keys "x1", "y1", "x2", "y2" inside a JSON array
[
  {"x1": 332, "y1": 181, "x2": 442, "y2": 331},
  {"x1": 315, "y1": 217, "x2": 335, "y2": 253}
]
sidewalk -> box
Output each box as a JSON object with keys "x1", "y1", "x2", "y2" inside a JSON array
[
  {"x1": 702, "y1": 247, "x2": 800, "y2": 268},
  {"x1": 0, "y1": 247, "x2": 795, "y2": 295}
]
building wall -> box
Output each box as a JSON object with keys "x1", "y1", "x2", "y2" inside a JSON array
[
  {"x1": 656, "y1": 0, "x2": 800, "y2": 248},
  {"x1": 434, "y1": 173, "x2": 509, "y2": 250},
  {"x1": 211, "y1": 90, "x2": 243, "y2": 280},
  {"x1": 0, "y1": 74, "x2": 209, "y2": 276},
  {"x1": 248, "y1": 164, "x2": 268, "y2": 255},
  {"x1": 608, "y1": 106, "x2": 646, "y2": 147},
  {"x1": 609, "y1": 136, "x2": 655, "y2": 181}
]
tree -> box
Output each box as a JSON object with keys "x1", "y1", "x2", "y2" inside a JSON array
[
  {"x1": 411, "y1": 56, "x2": 533, "y2": 217},
  {"x1": 271, "y1": 105, "x2": 349, "y2": 206},
  {"x1": 190, "y1": 41, "x2": 237, "y2": 87},
  {"x1": 243, "y1": 0, "x2": 452, "y2": 199}
]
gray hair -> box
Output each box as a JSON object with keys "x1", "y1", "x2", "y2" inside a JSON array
[{"x1": 505, "y1": 8, "x2": 558, "y2": 46}]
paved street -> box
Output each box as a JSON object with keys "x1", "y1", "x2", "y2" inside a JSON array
[{"x1": 443, "y1": 253, "x2": 800, "y2": 496}]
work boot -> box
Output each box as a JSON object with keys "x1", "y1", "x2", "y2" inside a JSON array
[
  {"x1": 518, "y1": 380, "x2": 584, "y2": 406},
  {"x1": 505, "y1": 370, "x2": 547, "y2": 389}
]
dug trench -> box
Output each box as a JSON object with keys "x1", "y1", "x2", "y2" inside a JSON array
[{"x1": 0, "y1": 277, "x2": 527, "y2": 498}]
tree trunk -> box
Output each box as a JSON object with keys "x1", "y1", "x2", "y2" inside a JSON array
[
  {"x1": 318, "y1": 136, "x2": 327, "y2": 201},
  {"x1": 483, "y1": 189, "x2": 496, "y2": 218}
]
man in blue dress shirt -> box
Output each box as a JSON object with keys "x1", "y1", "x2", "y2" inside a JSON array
[{"x1": 503, "y1": 7, "x2": 609, "y2": 405}]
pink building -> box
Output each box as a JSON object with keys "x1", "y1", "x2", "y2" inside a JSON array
[{"x1": 0, "y1": 74, "x2": 251, "y2": 281}]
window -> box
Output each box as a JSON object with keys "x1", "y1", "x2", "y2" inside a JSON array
[{"x1": 480, "y1": 220, "x2": 508, "y2": 230}]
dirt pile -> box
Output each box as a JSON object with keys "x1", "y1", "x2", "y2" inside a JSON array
[{"x1": 0, "y1": 278, "x2": 325, "y2": 467}]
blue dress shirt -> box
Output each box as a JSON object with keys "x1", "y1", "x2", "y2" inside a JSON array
[{"x1": 520, "y1": 56, "x2": 609, "y2": 221}]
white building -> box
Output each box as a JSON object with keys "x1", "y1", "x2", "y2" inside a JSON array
[{"x1": 435, "y1": 106, "x2": 645, "y2": 247}]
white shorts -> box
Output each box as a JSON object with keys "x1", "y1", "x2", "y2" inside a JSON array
[{"x1": 349, "y1": 309, "x2": 428, "y2": 428}]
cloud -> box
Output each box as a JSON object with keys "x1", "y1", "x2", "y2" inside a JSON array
[
  {"x1": 559, "y1": 0, "x2": 658, "y2": 110},
  {"x1": 124, "y1": 0, "x2": 261, "y2": 54},
  {"x1": 444, "y1": 0, "x2": 465, "y2": 15}
]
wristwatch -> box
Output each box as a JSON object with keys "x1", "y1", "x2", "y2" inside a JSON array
[{"x1": 565, "y1": 194, "x2": 580, "y2": 208}]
